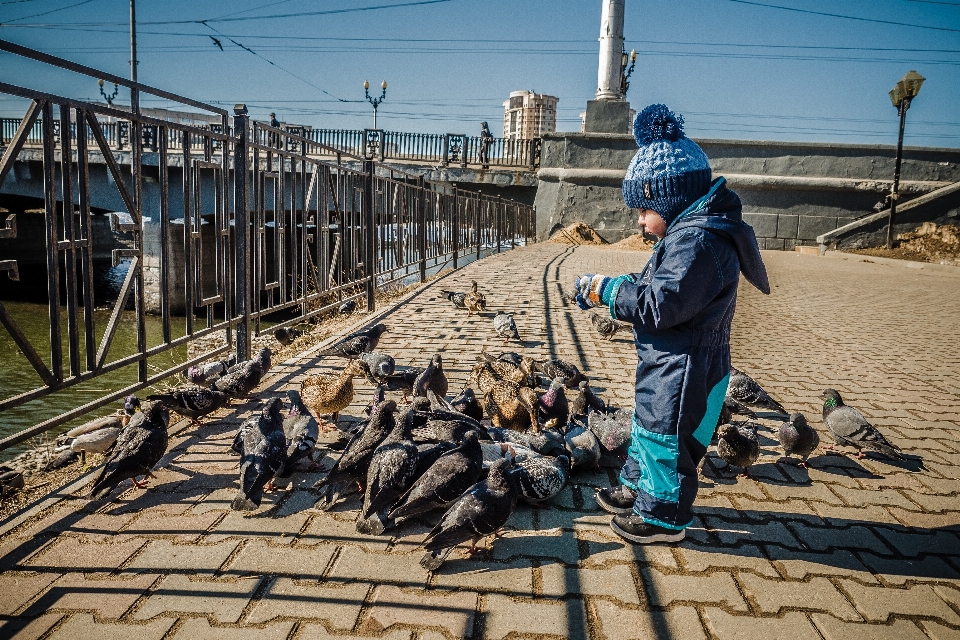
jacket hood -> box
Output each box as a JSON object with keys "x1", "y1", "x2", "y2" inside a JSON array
[{"x1": 666, "y1": 178, "x2": 770, "y2": 294}]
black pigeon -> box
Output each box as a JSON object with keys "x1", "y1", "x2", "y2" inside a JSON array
[
  {"x1": 419, "y1": 457, "x2": 518, "y2": 570},
  {"x1": 274, "y1": 326, "x2": 304, "y2": 346},
  {"x1": 450, "y1": 388, "x2": 484, "y2": 422},
  {"x1": 314, "y1": 399, "x2": 398, "y2": 510},
  {"x1": 89, "y1": 401, "x2": 169, "y2": 500},
  {"x1": 716, "y1": 423, "x2": 761, "y2": 477},
  {"x1": 317, "y1": 323, "x2": 388, "y2": 359},
  {"x1": 412, "y1": 353, "x2": 448, "y2": 399},
  {"x1": 493, "y1": 311, "x2": 521, "y2": 343},
  {"x1": 147, "y1": 385, "x2": 229, "y2": 423},
  {"x1": 364, "y1": 385, "x2": 387, "y2": 416},
  {"x1": 587, "y1": 408, "x2": 632, "y2": 456},
  {"x1": 778, "y1": 412, "x2": 820, "y2": 467},
  {"x1": 412, "y1": 440, "x2": 458, "y2": 480},
  {"x1": 533, "y1": 358, "x2": 585, "y2": 389},
  {"x1": 233, "y1": 397, "x2": 287, "y2": 510},
  {"x1": 381, "y1": 367, "x2": 422, "y2": 401},
  {"x1": 183, "y1": 354, "x2": 237, "y2": 387},
  {"x1": 357, "y1": 408, "x2": 420, "y2": 534},
  {"x1": 563, "y1": 421, "x2": 601, "y2": 471},
  {"x1": 488, "y1": 427, "x2": 566, "y2": 457},
  {"x1": 440, "y1": 289, "x2": 467, "y2": 310},
  {"x1": 722, "y1": 398, "x2": 756, "y2": 420},
  {"x1": 727, "y1": 367, "x2": 787, "y2": 415},
  {"x1": 589, "y1": 311, "x2": 632, "y2": 340},
  {"x1": 412, "y1": 419, "x2": 481, "y2": 444},
  {"x1": 569, "y1": 380, "x2": 606, "y2": 418},
  {"x1": 821, "y1": 389, "x2": 903, "y2": 460},
  {"x1": 339, "y1": 299, "x2": 357, "y2": 314},
  {"x1": 212, "y1": 348, "x2": 271, "y2": 398},
  {"x1": 359, "y1": 352, "x2": 396, "y2": 383},
  {"x1": 278, "y1": 389, "x2": 321, "y2": 474},
  {"x1": 514, "y1": 455, "x2": 570, "y2": 504},
  {"x1": 537, "y1": 378, "x2": 570, "y2": 428},
  {"x1": 390, "y1": 431, "x2": 484, "y2": 521}
]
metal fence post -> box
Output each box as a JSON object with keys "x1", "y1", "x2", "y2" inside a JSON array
[
  {"x1": 496, "y1": 195, "x2": 502, "y2": 253},
  {"x1": 233, "y1": 105, "x2": 251, "y2": 361},
  {"x1": 451, "y1": 186, "x2": 459, "y2": 269},
  {"x1": 363, "y1": 159, "x2": 376, "y2": 311},
  {"x1": 417, "y1": 175, "x2": 427, "y2": 283}
]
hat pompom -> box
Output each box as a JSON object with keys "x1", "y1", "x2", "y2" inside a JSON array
[{"x1": 634, "y1": 104, "x2": 685, "y2": 145}]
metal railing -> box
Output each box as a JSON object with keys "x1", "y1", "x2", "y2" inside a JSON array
[{"x1": 0, "y1": 39, "x2": 535, "y2": 451}]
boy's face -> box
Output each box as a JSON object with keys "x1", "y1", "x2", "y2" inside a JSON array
[{"x1": 637, "y1": 209, "x2": 667, "y2": 239}]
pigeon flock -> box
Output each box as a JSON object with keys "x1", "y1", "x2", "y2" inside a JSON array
[{"x1": 52, "y1": 279, "x2": 907, "y2": 566}]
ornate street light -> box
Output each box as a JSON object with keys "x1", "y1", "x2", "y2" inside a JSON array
[
  {"x1": 364, "y1": 79, "x2": 387, "y2": 130},
  {"x1": 885, "y1": 70, "x2": 925, "y2": 249},
  {"x1": 620, "y1": 48, "x2": 637, "y2": 95},
  {"x1": 98, "y1": 78, "x2": 119, "y2": 106}
]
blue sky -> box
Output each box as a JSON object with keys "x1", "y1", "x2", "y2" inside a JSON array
[{"x1": 1, "y1": 0, "x2": 959, "y2": 147}]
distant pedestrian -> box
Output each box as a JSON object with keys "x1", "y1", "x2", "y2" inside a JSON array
[
  {"x1": 269, "y1": 112, "x2": 282, "y2": 149},
  {"x1": 575, "y1": 104, "x2": 770, "y2": 544},
  {"x1": 478, "y1": 121, "x2": 493, "y2": 167}
]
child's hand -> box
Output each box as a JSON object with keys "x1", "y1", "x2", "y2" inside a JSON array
[{"x1": 574, "y1": 274, "x2": 611, "y2": 310}]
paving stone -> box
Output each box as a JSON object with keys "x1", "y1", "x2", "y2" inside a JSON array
[
  {"x1": 703, "y1": 608, "x2": 820, "y2": 639},
  {"x1": 810, "y1": 501, "x2": 902, "y2": 525},
  {"x1": 300, "y1": 512, "x2": 391, "y2": 552},
  {"x1": 812, "y1": 614, "x2": 930, "y2": 640},
  {"x1": 640, "y1": 567, "x2": 748, "y2": 612},
  {"x1": 839, "y1": 580, "x2": 960, "y2": 624},
  {"x1": 0, "y1": 613, "x2": 62, "y2": 640},
  {"x1": 592, "y1": 599, "x2": 706, "y2": 640},
  {"x1": 676, "y1": 544, "x2": 779, "y2": 577},
  {"x1": 361, "y1": 585, "x2": 477, "y2": 637},
  {"x1": 763, "y1": 481, "x2": 845, "y2": 504},
  {"x1": 787, "y1": 522, "x2": 888, "y2": 553},
  {"x1": 483, "y1": 593, "x2": 587, "y2": 640},
  {"x1": 24, "y1": 536, "x2": 146, "y2": 572},
  {"x1": 124, "y1": 539, "x2": 240, "y2": 575},
  {"x1": 224, "y1": 538, "x2": 336, "y2": 578},
  {"x1": 298, "y1": 625, "x2": 412, "y2": 640},
  {"x1": 0, "y1": 572, "x2": 59, "y2": 614},
  {"x1": 874, "y1": 527, "x2": 960, "y2": 558},
  {"x1": 327, "y1": 545, "x2": 429, "y2": 585},
  {"x1": 766, "y1": 548, "x2": 878, "y2": 583},
  {"x1": 491, "y1": 527, "x2": 579, "y2": 563},
  {"x1": 28, "y1": 572, "x2": 159, "y2": 619},
  {"x1": 46, "y1": 614, "x2": 175, "y2": 640},
  {"x1": 432, "y1": 558, "x2": 534, "y2": 596},
  {"x1": 540, "y1": 564, "x2": 641, "y2": 603},
  {"x1": 704, "y1": 517, "x2": 801, "y2": 548},
  {"x1": 739, "y1": 573, "x2": 860, "y2": 620},
  {"x1": 245, "y1": 578, "x2": 369, "y2": 627},
  {"x1": 190, "y1": 488, "x2": 236, "y2": 514},
  {"x1": 132, "y1": 574, "x2": 261, "y2": 623},
  {"x1": 919, "y1": 620, "x2": 960, "y2": 640},
  {"x1": 123, "y1": 511, "x2": 222, "y2": 541},
  {"x1": 207, "y1": 510, "x2": 309, "y2": 544},
  {"x1": 170, "y1": 617, "x2": 295, "y2": 640},
  {"x1": 275, "y1": 489, "x2": 320, "y2": 516},
  {"x1": 858, "y1": 553, "x2": 960, "y2": 585},
  {"x1": 15, "y1": 508, "x2": 136, "y2": 542},
  {"x1": 576, "y1": 526, "x2": 679, "y2": 569},
  {"x1": 730, "y1": 497, "x2": 825, "y2": 521},
  {"x1": 933, "y1": 584, "x2": 960, "y2": 608}
]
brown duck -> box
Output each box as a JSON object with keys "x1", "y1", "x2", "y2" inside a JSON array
[
  {"x1": 463, "y1": 281, "x2": 487, "y2": 316},
  {"x1": 300, "y1": 359, "x2": 367, "y2": 431},
  {"x1": 484, "y1": 380, "x2": 540, "y2": 432},
  {"x1": 470, "y1": 355, "x2": 536, "y2": 394}
]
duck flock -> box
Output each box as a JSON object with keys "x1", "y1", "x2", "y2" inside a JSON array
[{"x1": 48, "y1": 280, "x2": 906, "y2": 566}]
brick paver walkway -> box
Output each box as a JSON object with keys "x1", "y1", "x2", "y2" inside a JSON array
[{"x1": 1, "y1": 244, "x2": 959, "y2": 640}]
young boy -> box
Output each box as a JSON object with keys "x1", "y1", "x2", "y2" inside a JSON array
[{"x1": 574, "y1": 104, "x2": 770, "y2": 544}]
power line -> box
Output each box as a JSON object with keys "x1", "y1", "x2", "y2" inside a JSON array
[
  {"x1": 2, "y1": 0, "x2": 100, "y2": 23},
  {"x1": 724, "y1": 0, "x2": 960, "y2": 33}
]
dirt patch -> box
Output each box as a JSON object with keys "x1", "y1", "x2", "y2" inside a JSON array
[
  {"x1": 849, "y1": 222, "x2": 960, "y2": 266},
  {"x1": 546, "y1": 222, "x2": 608, "y2": 246},
  {"x1": 609, "y1": 233, "x2": 655, "y2": 251}
]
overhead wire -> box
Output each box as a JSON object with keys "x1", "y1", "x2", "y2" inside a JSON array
[{"x1": 723, "y1": 0, "x2": 960, "y2": 33}]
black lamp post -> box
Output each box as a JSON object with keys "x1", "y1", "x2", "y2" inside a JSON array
[
  {"x1": 98, "y1": 78, "x2": 119, "y2": 106},
  {"x1": 364, "y1": 79, "x2": 387, "y2": 130},
  {"x1": 620, "y1": 48, "x2": 637, "y2": 95},
  {"x1": 885, "y1": 70, "x2": 925, "y2": 249}
]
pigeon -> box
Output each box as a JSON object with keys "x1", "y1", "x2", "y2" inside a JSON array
[
  {"x1": 232, "y1": 397, "x2": 287, "y2": 510},
  {"x1": 212, "y1": 348, "x2": 271, "y2": 398},
  {"x1": 514, "y1": 455, "x2": 571, "y2": 505},
  {"x1": 359, "y1": 352, "x2": 396, "y2": 382},
  {"x1": 273, "y1": 326, "x2": 304, "y2": 346},
  {"x1": 440, "y1": 288, "x2": 467, "y2": 310},
  {"x1": 722, "y1": 398, "x2": 756, "y2": 420},
  {"x1": 0, "y1": 467, "x2": 24, "y2": 498},
  {"x1": 563, "y1": 422, "x2": 601, "y2": 471},
  {"x1": 357, "y1": 407, "x2": 420, "y2": 534},
  {"x1": 449, "y1": 388, "x2": 484, "y2": 422},
  {"x1": 481, "y1": 441, "x2": 541, "y2": 466},
  {"x1": 88, "y1": 401, "x2": 169, "y2": 500},
  {"x1": 487, "y1": 427, "x2": 566, "y2": 457},
  {"x1": 589, "y1": 311, "x2": 632, "y2": 340},
  {"x1": 313, "y1": 399, "x2": 398, "y2": 510},
  {"x1": 46, "y1": 415, "x2": 122, "y2": 471},
  {"x1": 533, "y1": 359, "x2": 585, "y2": 389},
  {"x1": 492, "y1": 352, "x2": 524, "y2": 367},
  {"x1": 778, "y1": 412, "x2": 820, "y2": 467},
  {"x1": 821, "y1": 389, "x2": 903, "y2": 460},
  {"x1": 419, "y1": 457, "x2": 518, "y2": 570},
  {"x1": 389, "y1": 431, "x2": 484, "y2": 521},
  {"x1": 412, "y1": 354, "x2": 448, "y2": 399},
  {"x1": 124, "y1": 395, "x2": 141, "y2": 416},
  {"x1": 412, "y1": 419, "x2": 483, "y2": 444},
  {"x1": 147, "y1": 386, "x2": 229, "y2": 423},
  {"x1": 716, "y1": 423, "x2": 761, "y2": 477},
  {"x1": 727, "y1": 367, "x2": 787, "y2": 415},
  {"x1": 569, "y1": 380, "x2": 606, "y2": 418},
  {"x1": 278, "y1": 389, "x2": 321, "y2": 474},
  {"x1": 381, "y1": 367, "x2": 422, "y2": 401},
  {"x1": 493, "y1": 311, "x2": 521, "y2": 343},
  {"x1": 316, "y1": 323, "x2": 388, "y2": 358},
  {"x1": 183, "y1": 354, "x2": 237, "y2": 387},
  {"x1": 537, "y1": 378, "x2": 570, "y2": 429},
  {"x1": 339, "y1": 299, "x2": 357, "y2": 314},
  {"x1": 587, "y1": 408, "x2": 632, "y2": 456},
  {"x1": 412, "y1": 440, "x2": 458, "y2": 481}
]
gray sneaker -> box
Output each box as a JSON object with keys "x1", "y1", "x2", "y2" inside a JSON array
[
  {"x1": 610, "y1": 514, "x2": 686, "y2": 544},
  {"x1": 595, "y1": 485, "x2": 637, "y2": 515}
]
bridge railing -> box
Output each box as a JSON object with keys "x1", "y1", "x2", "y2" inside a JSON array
[{"x1": 0, "y1": 39, "x2": 535, "y2": 452}]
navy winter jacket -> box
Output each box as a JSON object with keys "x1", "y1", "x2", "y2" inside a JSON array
[{"x1": 609, "y1": 177, "x2": 769, "y2": 529}]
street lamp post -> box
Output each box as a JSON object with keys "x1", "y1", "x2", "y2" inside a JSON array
[
  {"x1": 98, "y1": 78, "x2": 119, "y2": 106},
  {"x1": 364, "y1": 80, "x2": 387, "y2": 130},
  {"x1": 885, "y1": 70, "x2": 925, "y2": 249}
]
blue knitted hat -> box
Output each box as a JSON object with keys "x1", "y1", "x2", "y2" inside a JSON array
[{"x1": 622, "y1": 104, "x2": 712, "y2": 224}]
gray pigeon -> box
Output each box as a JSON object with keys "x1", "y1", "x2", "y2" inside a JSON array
[
  {"x1": 88, "y1": 401, "x2": 169, "y2": 500},
  {"x1": 778, "y1": 412, "x2": 820, "y2": 467},
  {"x1": 359, "y1": 351, "x2": 396, "y2": 383},
  {"x1": 821, "y1": 389, "x2": 903, "y2": 460},
  {"x1": 587, "y1": 408, "x2": 632, "y2": 456},
  {"x1": 487, "y1": 427, "x2": 566, "y2": 457},
  {"x1": 412, "y1": 354, "x2": 448, "y2": 399},
  {"x1": 339, "y1": 299, "x2": 357, "y2": 315},
  {"x1": 493, "y1": 311, "x2": 520, "y2": 343},
  {"x1": 357, "y1": 406, "x2": 419, "y2": 535},
  {"x1": 232, "y1": 397, "x2": 287, "y2": 510},
  {"x1": 273, "y1": 326, "x2": 304, "y2": 346},
  {"x1": 533, "y1": 359, "x2": 585, "y2": 389},
  {"x1": 278, "y1": 389, "x2": 321, "y2": 474},
  {"x1": 212, "y1": 348, "x2": 271, "y2": 398},
  {"x1": 563, "y1": 422, "x2": 601, "y2": 471},
  {"x1": 147, "y1": 385, "x2": 229, "y2": 423},
  {"x1": 419, "y1": 457, "x2": 518, "y2": 570},
  {"x1": 727, "y1": 367, "x2": 786, "y2": 415},
  {"x1": 537, "y1": 378, "x2": 569, "y2": 429},
  {"x1": 450, "y1": 388, "x2": 484, "y2": 422},
  {"x1": 569, "y1": 380, "x2": 606, "y2": 418},
  {"x1": 316, "y1": 323, "x2": 388, "y2": 359},
  {"x1": 513, "y1": 455, "x2": 570, "y2": 505},
  {"x1": 183, "y1": 353, "x2": 237, "y2": 387},
  {"x1": 716, "y1": 422, "x2": 760, "y2": 477},
  {"x1": 589, "y1": 311, "x2": 632, "y2": 340},
  {"x1": 440, "y1": 289, "x2": 467, "y2": 309}
]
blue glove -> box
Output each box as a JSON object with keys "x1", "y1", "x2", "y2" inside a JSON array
[{"x1": 574, "y1": 274, "x2": 612, "y2": 310}]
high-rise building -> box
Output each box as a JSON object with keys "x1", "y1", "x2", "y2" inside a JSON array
[{"x1": 502, "y1": 90, "x2": 558, "y2": 140}]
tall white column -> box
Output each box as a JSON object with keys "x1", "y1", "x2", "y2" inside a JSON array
[{"x1": 596, "y1": 0, "x2": 625, "y2": 100}]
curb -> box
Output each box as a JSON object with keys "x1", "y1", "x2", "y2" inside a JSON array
[{"x1": 809, "y1": 250, "x2": 960, "y2": 276}]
